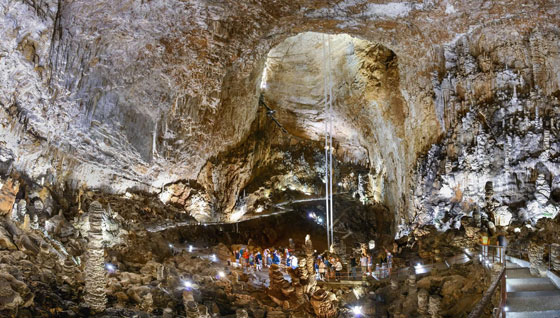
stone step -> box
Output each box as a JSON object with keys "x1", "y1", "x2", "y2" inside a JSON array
[
  {"x1": 506, "y1": 310, "x2": 560, "y2": 318},
  {"x1": 507, "y1": 267, "x2": 533, "y2": 279},
  {"x1": 506, "y1": 292, "x2": 560, "y2": 312},
  {"x1": 507, "y1": 278, "x2": 558, "y2": 292},
  {"x1": 507, "y1": 261, "x2": 523, "y2": 269},
  {"x1": 508, "y1": 290, "x2": 560, "y2": 298}
]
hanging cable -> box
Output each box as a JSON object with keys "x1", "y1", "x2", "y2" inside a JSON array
[
  {"x1": 322, "y1": 34, "x2": 330, "y2": 253},
  {"x1": 328, "y1": 34, "x2": 334, "y2": 250},
  {"x1": 322, "y1": 34, "x2": 336, "y2": 253}
]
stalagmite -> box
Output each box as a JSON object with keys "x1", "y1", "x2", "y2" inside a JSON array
[
  {"x1": 30, "y1": 214, "x2": 39, "y2": 230},
  {"x1": 528, "y1": 243, "x2": 545, "y2": 276},
  {"x1": 408, "y1": 272, "x2": 417, "y2": 295},
  {"x1": 14, "y1": 200, "x2": 26, "y2": 223},
  {"x1": 83, "y1": 201, "x2": 107, "y2": 312},
  {"x1": 551, "y1": 244, "x2": 560, "y2": 272},
  {"x1": 418, "y1": 289, "x2": 429, "y2": 315},
  {"x1": 428, "y1": 295, "x2": 442, "y2": 318}
]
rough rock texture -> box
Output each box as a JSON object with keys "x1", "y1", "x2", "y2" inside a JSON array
[
  {"x1": 411, "y1": 24, "x2": 560, "y2": 234},
  {"x1": 83, "y1": 201, "x2": 107, "y2": 312},
  {"x1": 3, "y1": 0, "x2": 560, "y2": 234}
]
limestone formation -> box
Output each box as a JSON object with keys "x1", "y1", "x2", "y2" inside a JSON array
[
  {"x1": 428, "y1": 295, "x2": 442, "y2": 318},
  {"x1": 0, "y1": 273, "x2": 33, "y2": 311},
  {"x1": 529, "y1": 243, "x2": 546, "y2": 276},
  {"x1": 12, "y1": 199, "x2": 26, "y2": 224},
  {"x1": 83, "y1": 201, "x2": 107, "y2": 312},
  {"x1": 268, "y1": 236, "x2": 337, "y2": 317},
  {"x1": 551, "y1": 244, "x2": 560, "y2": 272},
  {"x1": 418, "y1": 289, "x2": 429, "y2": 315},
  {"x1": 408, "y1": 273, "x2": 417, "y2": 295}
]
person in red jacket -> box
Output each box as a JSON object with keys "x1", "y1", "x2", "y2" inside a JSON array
[{"x1": 243, "y1": 249, "x2": 250, "y2": 268}]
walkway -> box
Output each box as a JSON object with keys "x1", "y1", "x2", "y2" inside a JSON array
[
  {"x1": 506, "y1": 262, "x2": 560, "y2": 318},
  {"x1": 317, "y1": 251, "x2": 473, "y2": 287}
]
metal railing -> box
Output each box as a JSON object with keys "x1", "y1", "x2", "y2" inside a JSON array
[
  {"x1": 480, "y1": 244, "x2": 506, "y2": 264},
  {"x1": 467, "y1": 265, "x2": 507, "y2": 318}
]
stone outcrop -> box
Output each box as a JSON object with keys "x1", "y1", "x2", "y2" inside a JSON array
[{"x1": 0, "y1": 273, "x2": 33, "y2": 311}]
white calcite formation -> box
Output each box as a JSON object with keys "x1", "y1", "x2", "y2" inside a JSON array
[
  {"x1": 411, "y1": 27, "x2": 560, "y2": 233},
  {"x1": 1, "y1": 0, "x2": 560, "y2": 237}
]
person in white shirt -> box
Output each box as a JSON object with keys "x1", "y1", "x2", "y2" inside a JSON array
[{"x1": 335, "y1": 258, "x2": 343, "y2": 281}]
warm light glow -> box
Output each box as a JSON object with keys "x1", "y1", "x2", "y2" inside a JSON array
[{"x1": 218, "y1": 271, "x2": 226, "y2": 278}]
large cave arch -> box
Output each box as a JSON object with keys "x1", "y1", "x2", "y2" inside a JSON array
[{"x1": 256, "y1": 32, "x2": 407, "y2": 228}]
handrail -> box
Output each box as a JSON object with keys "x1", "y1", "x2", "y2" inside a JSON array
[{"x1": 467, "y1": 266, "x2": 506, "y2": 318}]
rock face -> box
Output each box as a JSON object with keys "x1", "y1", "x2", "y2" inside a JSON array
[
  {"x1": 2, "y1": 0, "x2": 560, "y2": 234},
  {"x1": 0, "y1": 273, "x2": 33, "y2": 311},
  {"x1": 411, "y1": 25, "x2": 560, "y2": 233}
]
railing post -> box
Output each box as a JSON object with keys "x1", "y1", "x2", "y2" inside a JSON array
[{"x1": 500, "y1": 270, "x2": 507, "y2": 318}]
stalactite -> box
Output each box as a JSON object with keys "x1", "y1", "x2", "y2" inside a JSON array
[{"x1": 83, "y1": 201, "x2": 107, "y2": 312}]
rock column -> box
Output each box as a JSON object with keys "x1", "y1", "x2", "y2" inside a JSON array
[
  {"x1": 528, "y1": 243, "x2": 545, "y2": 276},
  {"x1": 428, "y1": 295, "x2": 441, "y2": 318},
  {"x1": 551, "y1": 244, "x2": 560, "y2": 272},
  {"x1": 418, "y1": 289, "x2": 429, "y2": 315},
  {"x1": 83, "y1": 201, "x2": 107, "y2": 312},
  {"x1": 408, "y1": 273, "x2": 417, "y2": 295}
]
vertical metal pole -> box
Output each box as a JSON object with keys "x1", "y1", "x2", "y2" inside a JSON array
[
  {"x1": 327, "y1": 35, "x2": 334, "y2": 248},
  {"x1": 322, "y1": 34, "x2": 330, "y2": 254}
]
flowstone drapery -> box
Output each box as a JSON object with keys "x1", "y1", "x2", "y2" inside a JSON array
[{"x1": 83, "y1": 201, "x2": 107, "y2": 312}]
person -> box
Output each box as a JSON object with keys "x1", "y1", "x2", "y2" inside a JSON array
[
  {"x1": 314, "y1": 259, "x2": 320, "y2": 280},
  {"x1": 291, "y1": 255, "x2": 298, "y2": 269},
  {"x1": 386, "y1": 250, "x2": 393, "y2": 275},
  {"x1": 234, "y1": 250, "x2": 240, "y2": 267},
  {"x1": 350, "y1": 255, "x2": 358, "y2": 279},
  {"x1": 335, "y1": 258, "x2": 343, "y2": 281},
  {"x1": 249, "y1": 253, "x2": 255, "y2": 268},
  {"x1": 267, "y1": 249, "x2": 273, "y2": 267},
  {"x1": 319, "y1": 260, "x2": 327, "y2": 280},
  {"x1": 243, "y1": 249, "x2": 250, "y2": 268},
  {"x1": 480, "y1": 232, "x2": 489, "y2": 259},
  {"x1": 285, "y1": 249, "x2": 291, "y2": 267},
  {"x1": 367, "y1": 254, "x2": 373, "y2": 276},
  {"x1": 497, "y1": 234, "x2": 507, "y2": 263},
  {"x1": 256, "y1": 251, "x2": 263, "y2": 271},
  {"x1": 360, "y1": 253, "x2": 368, "y2": 276},
  {"x1": 263, "y1": 249, "x2": 269, "y2": 267},
  {"x1": 273, "y1": 251, "x2": 280, "y2": 265}
]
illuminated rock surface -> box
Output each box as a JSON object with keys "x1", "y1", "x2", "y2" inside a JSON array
[{"x1": 1, "y1": 0, "x2": 560, "y2": 316}]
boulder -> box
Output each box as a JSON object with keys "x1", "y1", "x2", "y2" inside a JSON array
[
  {"x1": 0, "y1": 273, "x2": 33, "y2": 311},
  {"x1": 0, "y1": 224, "x2": 16, "y2": 250},
  {"x1": 0, "y1": 178, "x2": 19, "y2": 216}
]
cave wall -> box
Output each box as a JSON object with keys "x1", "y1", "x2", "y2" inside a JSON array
[
  {"x1": 2, "y1": 0, "x2": 560, "y2": 235},
  {"x1": 411, "y1": 23, "x2": 560, "y2": 234}
]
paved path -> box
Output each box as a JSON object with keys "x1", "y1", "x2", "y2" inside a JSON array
[{"x1": 506, "y1": 262, "x2": 560, "y2": 318}]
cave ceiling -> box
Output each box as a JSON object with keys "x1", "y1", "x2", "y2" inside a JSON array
[{"x1": 2, "y1": 0, "x2": 560, "y2": 234}]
